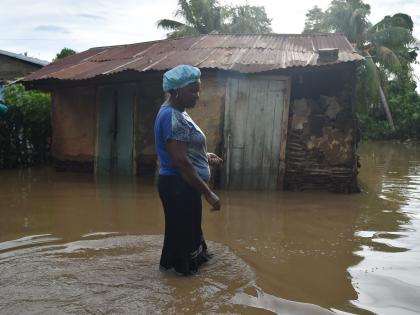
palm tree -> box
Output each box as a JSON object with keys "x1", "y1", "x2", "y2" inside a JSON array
[
  {"x1": 324, "y1": 0, "x2": 371, "y2": 49},
  {"x1": 303, "y1": 6, "x2": 327, "y2": 33},
  {"x1": 362, "y1": 13, "x2": 417, "y2": 129},
  {"x1": 305, "y1": 1, "x2": 417, "y2": 130},
  {"x1": 157, "y1": 0, "x2": 223, "y2": 39},
  {"x1": 157, "y1": 0, "x2": 272, "y2": 38},
  {"x1": 223, "y1": 5, "x2": 272, "y2": 34}
]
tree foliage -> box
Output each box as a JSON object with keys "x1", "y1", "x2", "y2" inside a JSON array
[
  {"x1": 358, "y1": 77, "x2": 420, "y2": 140},
  {"x1": 303, "y1": 6, "x2": 326, "y2": 33},
  {"x1": 223, "y1": 5, "x2": 271, "y2": 34},
  {"x1": 325, "y1": 0, "x2": 371, "y2": 48},
  {"x1": 0, "y1": 84, "x2": 51, "y2": 168},
  {"x1": 54, "y1": 47, "x2": 77, "y2": 61},
  {"x1": 303, "y1": 0, "x2": 418, "y2": 139},
  {"x1": 303, "y1": 2, "x2": 416, "y2": 81},
  {"x1": 157, "y1": 0, "x2": 271, "y2": 38}
]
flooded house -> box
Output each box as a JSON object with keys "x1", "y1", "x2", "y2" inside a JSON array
[{"x1": 23, "y1": 33, "x2": 363, "y2": 192}]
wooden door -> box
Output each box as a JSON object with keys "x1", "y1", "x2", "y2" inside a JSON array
[
  {"x1": 223, "y1": 76, "x2": 290, "y2": 190},
  {"x1": 96, "y1": 84, "x2": 135, "y2": 176}
]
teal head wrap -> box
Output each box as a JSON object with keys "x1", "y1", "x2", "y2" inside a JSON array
[{"x1": 162, "y1": 64, "x2": 201, "y2": 93}]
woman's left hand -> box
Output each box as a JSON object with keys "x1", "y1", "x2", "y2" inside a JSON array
[{"x1": 207, "y1": 152, "x2": 223, "y2": 166}]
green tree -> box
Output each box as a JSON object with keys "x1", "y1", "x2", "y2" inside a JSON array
[
  {"x1": 303, "y1": 6, "x2": 327, "y2": 33},
  {"x1": 303, "y1": 1, "x2": 417, "y2": 131},
  {"x1": 223, "y1": 5, "x2": 271, "y2": 34},
  {"x1": 157, "y1": 0, "x2": 272, "y2": 38},
  {"x1": 358, "y1": 77, "x2": 420, "y2": 140},
  {"x1": 54, "y1": 47, "x2": 77, "y2": 61},
  {"x1": 324, "y1": 0, "x2": 371, "y2": 48},
  {"x1": 157, "y1": 0, "x2": 223, "y2": 38},
  {"x1": 0, "y1": 84, "x2": 51, "y2": 168},
  {"x1": 367, "y1": 13, "x2": 417, "y2": 73},
  {"x1": 364, "y1": 13, "x2": 417, "y2": 129}
]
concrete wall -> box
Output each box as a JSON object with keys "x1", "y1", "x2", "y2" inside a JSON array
[
  {"x1": 187, "y1": 74, "x2": 226, "y2": 155},
  {"x1": 135, "y1": 79, "x2": 164, "y2": 174},
  {"x1": 133, "y1": 73, "x2": 227, "y2": 175},
  {"x1": 52, "y1": 86, "x2": 97, "y2": 164},
  {"x1": 0, "y1": 55, "x2": 42, "y2": 81}
]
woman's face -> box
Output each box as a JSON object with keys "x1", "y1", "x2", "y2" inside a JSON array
[{"x1": 178, "y1": 81, "x2": 200, "y2": 108}]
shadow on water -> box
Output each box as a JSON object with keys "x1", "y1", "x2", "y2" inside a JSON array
[{"x1": 0, "y1": 141, "x2": 419, "y2": 314}]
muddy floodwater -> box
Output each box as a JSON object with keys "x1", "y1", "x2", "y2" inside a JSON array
[{"x1": 1, "y1": 141, "x2": 420, "y2": 315}]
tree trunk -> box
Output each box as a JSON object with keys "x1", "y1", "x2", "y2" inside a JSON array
[
  {"x1": 378, "y1": 84, "x2": 395, "y2": 131},
  {"x1": 364, "y1": 50, "x2": 395, "y2": 131}
]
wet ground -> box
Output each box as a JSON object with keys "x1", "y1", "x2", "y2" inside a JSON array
[{"x1": 0, "y1": 141, "x2": 419, "y2": 315}]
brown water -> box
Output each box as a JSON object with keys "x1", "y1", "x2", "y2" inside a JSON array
[{"x1": 0, "y1": 141, "x2": 419, "y2": 315}]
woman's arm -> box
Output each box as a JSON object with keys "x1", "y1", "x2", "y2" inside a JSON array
[{"x1": 166, "y1": 140, "x2": 221, "y2": 211}]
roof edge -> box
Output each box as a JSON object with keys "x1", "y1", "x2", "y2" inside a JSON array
[{"x1": 0, "y1": 49, "x2": 49, "y2": 66}]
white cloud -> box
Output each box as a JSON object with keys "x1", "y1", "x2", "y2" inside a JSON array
[
  {"x1": 33, "y1": 25, "x2": 70, "y2": 33},
  {"x1": 0, "y1": 0, "x2": 172, "y2": 60}
]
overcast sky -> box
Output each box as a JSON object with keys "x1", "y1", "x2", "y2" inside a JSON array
[{"x1": 1, "y1": 0, "x2": 419, "y2": 78}]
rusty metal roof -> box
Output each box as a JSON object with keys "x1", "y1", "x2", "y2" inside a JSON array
[{"x1": 24, "y1": 33, "x2": 363, "y2": 82}]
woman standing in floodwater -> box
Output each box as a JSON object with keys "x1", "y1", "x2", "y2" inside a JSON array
[{"x1": 154, "y1": 64, "x2": 223, "y2": 276}]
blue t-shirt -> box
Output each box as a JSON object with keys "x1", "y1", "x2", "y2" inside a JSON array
[{"x1": 154, "y1": 103, "x2": 210, "y2": 181}]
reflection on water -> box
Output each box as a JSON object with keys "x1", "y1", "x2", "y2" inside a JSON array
[
  {"x1": 0, "y1": 141, "x2": 419, "y2": 314},
  {"x1": 350, "y1": 142, "x2": 420, "y2": 315}
]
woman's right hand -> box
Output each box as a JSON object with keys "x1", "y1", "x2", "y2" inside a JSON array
[{"x1": 205, "y1": 190, "x2": 221, "y2": 211}]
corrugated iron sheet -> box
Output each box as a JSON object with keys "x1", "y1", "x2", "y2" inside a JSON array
[
  {"x1": 24, "y1": 33, "x2": 363, "y2": 82},
  {"x1": 0, "y1": 49, "x2": 49, "y2": 66}
]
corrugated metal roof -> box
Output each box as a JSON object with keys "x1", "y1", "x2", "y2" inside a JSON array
[
  {"x1": 24, "y1": 33, "x2": 363, "y2": 82},
  {"x1": 0, "y1": 49, "x2": 49, "y2": 66}
]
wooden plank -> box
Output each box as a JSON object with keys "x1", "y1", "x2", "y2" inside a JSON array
[
  {"x1": 270, "y1": 79, "x2": 286, "y2": 190},
  {"x1": 116, "y1": 84, "x2": 135, "y2": 176},
  {"x1": 242, "y1": 78, "x2": 259, "y2": 190},
  {"x1": 222, "y1": 78, "x2": 232, "y2": 188},
  {"x1": 230, "y1": 78, "x2": 248, "y2": 189},
  {"x1": 261, "y1": 80, "x2": 279, "y2": 190},
  {"x1": 94, "y1": 87, "x2": 99, "y2": 174},
  {"x1": 241, "y1": 79, "x2": 253, "y2": 189},
  {"x1": 223, "y1": 78, "x2": 240, "y2": 189},
  {"x1": 132, "y1": 83, "x2": 139, "y2": 176},
  {"x1": 278, "y1": 77, "x2": 291, "y2": 189},
  {"x1": 252, "y1": 79, "x2": 269, "y2": 190},
  {"x1": 96, "y1": 87, "x2": 114, "y2": 175}
]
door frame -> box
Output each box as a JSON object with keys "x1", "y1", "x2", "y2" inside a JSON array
[{"x1": 222, "y1": 74, "x2": 291, "y2": 190}]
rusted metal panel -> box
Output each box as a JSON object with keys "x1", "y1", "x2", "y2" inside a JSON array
[{"x1": 24, "y1": 33, "x2": 363, "y2": 83}]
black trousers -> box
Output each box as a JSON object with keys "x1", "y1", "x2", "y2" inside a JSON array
[{"x1": 158, "y1": 175, "x2": 211, "y2": 275}]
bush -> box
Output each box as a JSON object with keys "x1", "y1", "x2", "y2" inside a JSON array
[
  {"x1": 0, "y1": 84, "x2": 51, "y2": 168},
  {"x1": 387, "y1": 79, "x2": 420, "y2": 140},
  {"x1": 357, "y1": 112, "x2": 394, "y2": 140},
  {"x1": 358, "y1": 78, "x2": 420, "y2": 141}
]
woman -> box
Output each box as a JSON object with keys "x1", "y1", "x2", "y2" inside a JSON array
[{"x1": 154, "y1": 64, "x2": 223, "y2": 276}]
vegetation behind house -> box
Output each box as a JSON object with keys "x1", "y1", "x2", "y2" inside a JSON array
[
  {"x1": 0, "y1": 84, "x2": 51, "y2": 168},
  {"x1": 303, "y1": 0, "x2": 419, "y2": 141}
]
